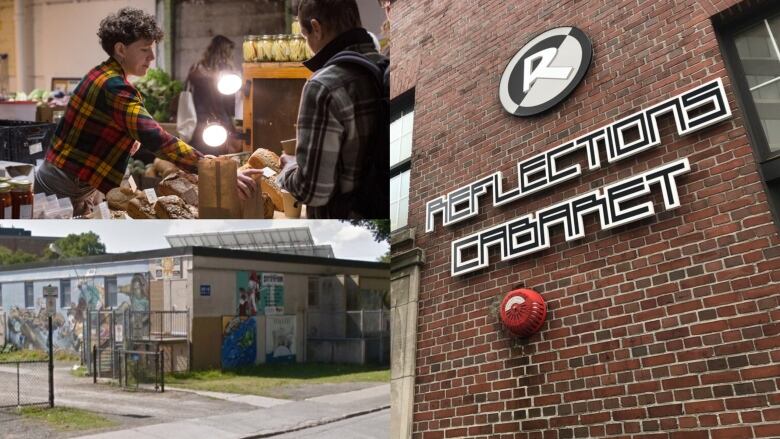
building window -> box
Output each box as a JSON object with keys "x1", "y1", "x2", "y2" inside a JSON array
[
  {"x1": 308, "y1": 277, "x2": 319, "y2": 307},
  {"x1": 24, "y1": 282, "x2": 33, "y2": 309},
  {"x1": 60, "y1": 279, "x2": 71, "y2": 309},
  {"x1": 390, "y1": 89, "x2": 415, "y2": 231},
  {"x1": 105, "y1": 276, "x2": 117, "y2": 308},
  {"x1": 718, "y1": 6, "x2": 780, "y2": 225}
]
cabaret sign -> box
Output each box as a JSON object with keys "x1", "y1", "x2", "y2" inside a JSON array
[{"x1": 426, "y1": 79, "x2": 732, "y2": 276}]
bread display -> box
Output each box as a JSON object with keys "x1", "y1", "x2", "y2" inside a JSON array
[
  {"x1": 157, "y1": 171, "x2": 199, "y2": 206},
  {"x1": 106, "y1": 186, "x2": 142, "y2": 211},
  {"x1": 240, "y1": 148, "x2": 285, "y2": 211},
  {"x1": 126, "y1": 197, "x2": 156, "y2": 219},
  {"x1": 154, "y1": 195, "x2": 195, "y2": 219},
  {"x1": 247, "y1": 148, "x2": 281, "y2": 172}
]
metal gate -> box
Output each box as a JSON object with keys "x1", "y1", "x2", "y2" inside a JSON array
[
  {"x1": 84, "y1": 310, "x2": 121, "y2": 380},
  {"x1": 120, "y1": 350, "x2": 164, "y2": 392},
  {"x1": 0, "y1": 360, "x2": 49, "y2": 408}
]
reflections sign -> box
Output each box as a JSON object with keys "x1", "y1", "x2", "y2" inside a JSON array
[{"x1": 426, "y1": 79, "x2": 732, "y2": 276}]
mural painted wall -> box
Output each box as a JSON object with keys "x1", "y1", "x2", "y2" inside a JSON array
[
  {"x1": 3, "y1": 273, "x2": 150, "y2": 354},
  {"x1": 236, "y1": 271, "x2": 284, "y2": 316},
  {"x1": 221, "y1": 316, "x2": 256, "y2": 369}
]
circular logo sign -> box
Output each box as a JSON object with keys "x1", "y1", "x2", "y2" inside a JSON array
[{"x1": 499, "y1": 27, "x2": 592, "y2": 117}]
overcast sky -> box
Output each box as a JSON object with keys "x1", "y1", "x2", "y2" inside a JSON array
[{"x1": 0, "y1": 220, "x2": 388, "y2": 262}]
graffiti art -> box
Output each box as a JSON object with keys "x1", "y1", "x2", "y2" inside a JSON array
[{"x1": 221, "y1": 316, "x2": 256, "y2": 369}]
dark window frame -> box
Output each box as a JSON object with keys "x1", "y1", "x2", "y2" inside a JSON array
[
  {"x1": 24, "y1": 282, "x2": 34, "y2": 309},
  {"x1": 105, "y1": 276, "x2": 118, "y2": 308},
  {"x1": 390, "y1": 88, "x2": 415, "y2": 232},
  {"x1": 715, "y1": 2, "x2": 780, "y2": 227},
  {"x1": 60, "y1": 279, "x2": 71, "y2": 309},
  {"x1": 308, "y1": 276, "x2": 319, "y2": 308}
]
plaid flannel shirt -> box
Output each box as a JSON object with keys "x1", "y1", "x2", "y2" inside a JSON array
[
  {"x1": 279, "y1": 29, "x2": 383, "y2": 218},
  {"x1": 46, "y1": 57, "x2": 202, "y2": 194}
]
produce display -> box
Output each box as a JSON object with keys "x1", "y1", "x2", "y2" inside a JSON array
[{"x1": 243, "y1": 34, "x2": 312, "y2": 62}]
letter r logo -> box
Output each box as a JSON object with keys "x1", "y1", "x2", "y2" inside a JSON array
[{"x1": 522, "y1": 48, "x2": 573, "y2": 93}]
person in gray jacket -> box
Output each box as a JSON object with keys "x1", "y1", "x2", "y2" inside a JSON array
[{"x1": 278, "y1": 0, "x2": 387, "y2": 219}]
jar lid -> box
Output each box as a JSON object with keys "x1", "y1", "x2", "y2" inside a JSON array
[
  {"x1": 11, "y1": 179, "x2": 32, "y2": 189},
  {"x1": 0, "y1": 182, "x2": 10, "y2": 192},
  {"x1": 0, "y1": 176, "x2": 10, "y2": 183}
]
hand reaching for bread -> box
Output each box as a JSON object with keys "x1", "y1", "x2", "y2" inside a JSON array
[{"x1": 237, "y1": 168, "x2": 264, "y2": 200}]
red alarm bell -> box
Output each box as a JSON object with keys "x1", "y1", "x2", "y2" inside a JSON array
[{"x1": 499, "y1": 288, "x2": 546, "y2": 337}]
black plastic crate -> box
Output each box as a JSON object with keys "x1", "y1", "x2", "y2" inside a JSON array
[{"x1": 0, "y1": 120, "x2": 56, "y2": 164}]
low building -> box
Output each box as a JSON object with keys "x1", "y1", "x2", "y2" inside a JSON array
[{"x1": 0, "y1": 246, "x2": 389, "y2": 371}]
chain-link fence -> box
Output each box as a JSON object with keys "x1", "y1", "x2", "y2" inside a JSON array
[{"x1": 0, "y1": 360, "x2": 50, "y2": 408}]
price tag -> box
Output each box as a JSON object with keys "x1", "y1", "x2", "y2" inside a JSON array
[
  {"x1": 29, "y1": 143, "x2": 42, "y2": 155},
  {"x1": 262, "y1": 167, "x2": 277, "y2": 178},
  {"x1": 98, "y1": 201, "x2": 111, "y2": 219},
  {"x1": 128, "y1": 175, "x2": 137, "y2": 192},
  {"x1": 144, "y1": 188, "x2": 158, "y2": 204}
]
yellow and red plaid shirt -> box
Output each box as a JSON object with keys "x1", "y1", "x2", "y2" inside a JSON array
[{"x1": 46, "y1": 57, "x2": 202, "y2": 193}]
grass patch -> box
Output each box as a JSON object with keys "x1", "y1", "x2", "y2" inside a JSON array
[
  {"x1": 167, "y1": 363, "x2": 389, "y2": 398},
  {"x1": 70, "y1": 365, "x2": 89, "y2": 378},
  {"x1": 20, "y1": 406, "x2": 116, "y2": 431},
  {"x1": 0, "y1": 349, "x2": 80, "y2": 363}
]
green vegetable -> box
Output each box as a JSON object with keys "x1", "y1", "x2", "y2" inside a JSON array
[{"x1": 132, "y1": 68, "x2": 183, "y2": 123}]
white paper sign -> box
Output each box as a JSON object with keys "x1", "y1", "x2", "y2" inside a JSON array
[
  {"x1": 262, "y1": 167, "x2": 277, "y2": 178},
  {"x1": 29, "y1": 143, "x2": 42, "y2": 155},
  {"x1": 97, "y1": 201, "x2": 111, "y2": 219},
  {"x1": 3, "y1": 206, "x2": 10, "y2": 219},
  {"x1": 144, "y1": 188, "x2": 158, "y2": 204},
  {"x1": 128, "y1": 175, "x2": 137, "y2": 192}
]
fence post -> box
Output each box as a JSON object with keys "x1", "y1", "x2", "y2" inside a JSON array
[
  {"x1": 92, "y1": 345, "x2": 97, "y2": 384},
  {"x1": 379, "y1": 308, "x2": 384, "y2": 365},
  {"x1": 16, "y1": 362, "x2": 20, "y2": 407},
  {"x1": 160, "y1": 349, "x2": 165, "y2": 393}
]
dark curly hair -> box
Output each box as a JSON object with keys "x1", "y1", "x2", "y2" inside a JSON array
[{"x1": 97, "y1": 7, "x2": 163, "y2": 57}]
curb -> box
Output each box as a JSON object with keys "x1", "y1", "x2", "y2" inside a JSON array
[{"x1": 241, "y1": 404, "x2": 391, "y2": 438}]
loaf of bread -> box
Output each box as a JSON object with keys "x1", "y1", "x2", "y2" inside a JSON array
[
  {"x1": 157, "y1": 171, "x2": 199, "y2": 206},
  {"x1": 154, "y1": 195, "x2": 195, "y2": 219},
  {"x1": 126, "y1": 197, "x2": 156, "y2": 219},
  {"x1": 247, "y1": 148, "x2": 281, "y2": 173},
  {"x1": 106, "y1": 186, "x2": 142, "y2": 211}
]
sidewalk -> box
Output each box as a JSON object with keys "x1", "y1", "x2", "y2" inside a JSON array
[{"x1": 75, "y1": 384, "x2": 390, "y2": 439}]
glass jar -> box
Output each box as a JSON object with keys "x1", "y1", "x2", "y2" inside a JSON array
[
  {"x1": 243, "y1": 36, "x2": 256, "y2": 62},
  {"x1": 258, "y1": 35, "x2": 274, "y2": 62},
  {"x1": 291, "y1": 17, "x2": 301, "y2": 35},
  {"x1": 0, "y1": 182, "x2": 11, "y2": 219},
  {"x1": 11, "y1": 179, "x2": 33, "y2": 219},
  {"x1": 272, "y1": 35, "x2": 290, "y2": 62},
  {"x1": 289, "y1": 35, "x2": 307, "y2": 61}
]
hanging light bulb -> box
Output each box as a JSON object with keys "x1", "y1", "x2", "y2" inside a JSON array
[
  {"x1": 202, "y1": 123, "x2": 228, "y2": 147},
  {"x1": 217, "y1": 73, "x2": 242, "y2": 95}
]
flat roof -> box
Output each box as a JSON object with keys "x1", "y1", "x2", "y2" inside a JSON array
[{"x1": 0, "y1": 246, "x2": 388, "y2": 272}]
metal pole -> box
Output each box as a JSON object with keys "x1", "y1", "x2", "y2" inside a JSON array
[
  {"x1": 92, "y1": 345, "x2": 97, "y2": 384},
  {"x1": 48, "y1": 314, "x2": 54, "y2": 408},
  {"x1": 16, "y1": 362, "x2": 19, "y2": 406},
  {"x1": 161, "y1": 349, "x2": 165, "y2": 393}
]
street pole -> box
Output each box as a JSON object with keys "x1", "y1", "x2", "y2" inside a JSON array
[{"x1": 48, "y1": 313, "x2": 53, "y2": 408}]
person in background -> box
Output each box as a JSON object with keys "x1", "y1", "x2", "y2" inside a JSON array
[
  {"x1": 278, "y1": 0, "x2": 387, "y2": 219},
  {"x1": 185, "y1": 35, "x2": 241, "y2": 156},
  {"x1": 36, "y1": 7, "x2": 260, "y2": 216}
]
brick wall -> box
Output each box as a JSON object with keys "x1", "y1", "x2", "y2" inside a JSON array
[{"x1": 391, "y1": 0, "x2": 780, "y2": 437}]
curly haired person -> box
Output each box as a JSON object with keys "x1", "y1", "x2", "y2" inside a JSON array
[{"x1": 35, "y1": 7, "x2": 261, "y2": 216}]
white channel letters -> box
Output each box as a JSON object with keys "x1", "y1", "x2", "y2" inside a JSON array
[{"x1": 426, "y1": 79, "x2": 732, "y2": 276}]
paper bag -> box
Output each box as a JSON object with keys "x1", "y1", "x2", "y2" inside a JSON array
[{"x1": 198, "y1": 157, "x2": 241, "y2": 218}]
